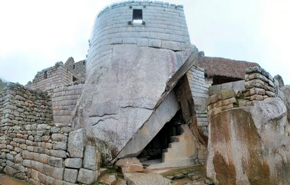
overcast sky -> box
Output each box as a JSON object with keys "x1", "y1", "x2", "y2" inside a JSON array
[{"x1": 0, "y1": 0, "x2": 289, "y2": 85}]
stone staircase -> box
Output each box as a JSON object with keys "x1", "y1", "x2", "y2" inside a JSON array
[{"x1": 146, "y1": 124, "x2": 198, "y2": 169}]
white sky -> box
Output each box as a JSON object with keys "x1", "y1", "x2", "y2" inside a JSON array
[{"x1": 0, "y1": 0, "x2": 290, "y2": 85}]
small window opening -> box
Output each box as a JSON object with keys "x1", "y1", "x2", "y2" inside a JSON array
[
  {"x1": 133, "y1": 9, "x2": 142, "y2": 24},
  {"x1": 73, "y1": 64, "x2": 75, "y2": 69},
  {"x1": 83, "y1": 61, "x2": 86, "y2": 65},
  {"x1": 44, "y1": 71, "x2": 47, "y2": 79},
  {"x1": 72, "y1": 76, "x2": 77, "y2": 82}
]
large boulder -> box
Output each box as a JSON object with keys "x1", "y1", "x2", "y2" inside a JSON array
[
  {"x1": 281, "y1": 85, "x2": 290, "y2": 135},
  {"x1": 207, "y1": 97, "x2": 290, "y2": 184},
  {"x1": 72, "y1": 44, "x2": 198, "y2": 156}
]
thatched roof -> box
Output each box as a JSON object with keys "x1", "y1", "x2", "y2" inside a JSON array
[{"x1": 196, "y1": 57, "x2": 260, "y2": 79}]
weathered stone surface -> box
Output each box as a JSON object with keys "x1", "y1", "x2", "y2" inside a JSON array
[
  {"x1": 281, "y1": 85, "x2": 290, "y2": 136},
  {"x1": 68, "y1": 128, "x2": 85, "y2": 158},
  {"x1": 248, "y1": 98, "x2": 287, "y2": 135},
  {"x1": 53, "y1": 142, "x2": 67, "y2": 150},
  {"x1": 64, "y1": 158, "x2": 82, "y2": 168},
  {"x1": 3, "y1": 166, "x2": 17, "y2": 176},
  {"x1": 83, "y1": 145, "x2": 101, "y2": 170},
  {"x1": 209, "y1": 80, "x2": 245, "y2": 96},
  {"x1": 77, "y1": 168, "x2": 99, "y2": 184},
  {"x1": 115, "y1": 158, "x2": 143, "y2": 173},
  {"x1": 48, "y1": 157, "x2": 63, "y2": 168},
  {"x1": 207, "y1": 97, "x2": 290, "y2": 184},
  {"x1": 64, "y1": 168, "x2": 78, "y2": 183},
  {"x1": 73, "y1": 44, "x2": 197, "y2": 156},
  {"x1": 124, "y1": 173, "x2": 171, "y2": 185},
  {"x1": 99, "y1": 173, "x2": 118, "y2": 185},
  {"x1": 274, "y1": 74, "x2": 284, "y2": 87},
  {"x1": 51, "y1": 167, "x2": 64, "y2": 180},
  {"x1": 116, "y1": 91, "x2": 179, "y2": 158}
]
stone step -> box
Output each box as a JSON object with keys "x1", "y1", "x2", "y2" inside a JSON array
[{"x1": 170, "y1": 136, "x2": 180, "y2": 143}]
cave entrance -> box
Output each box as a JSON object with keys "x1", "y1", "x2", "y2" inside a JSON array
[{"x1": 137, "y1": 110, "x2": 184, "y2": 166}]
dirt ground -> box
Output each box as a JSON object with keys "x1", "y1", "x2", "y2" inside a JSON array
[{"x1": 0, "y1": 173, "x2": 30, "y2": 185}]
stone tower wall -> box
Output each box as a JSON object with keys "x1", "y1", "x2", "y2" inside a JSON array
[
  {"x1": 27, "y1": 64, "x2": 77, "y2": 92},
  {"x1": 52, "y1": 84, "x2": 84, "y2": 125},
  {"x1": 87, "y1": 1, "x2": 191, "y2": 77},
  {"x1": 65, "y1": 60, "x2": 86, "y2": 82}
]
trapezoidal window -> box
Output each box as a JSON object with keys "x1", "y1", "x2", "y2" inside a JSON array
[
  {"x1": 72, "y1": 76, "x2": 77, "y2": 82},
  {"x1": 44, "y1": 71, "x2": 47, "y2": 79},
  {"x1": 133, "y1": 9, "x2": 142, "y2": 24}
]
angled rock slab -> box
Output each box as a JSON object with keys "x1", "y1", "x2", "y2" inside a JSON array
[
  {"x1": 73, "y1": 44, "x2": 199, "y2": 156},
  {"x1": 116, "y1": 91, "x2": 179, "y2": 159}
]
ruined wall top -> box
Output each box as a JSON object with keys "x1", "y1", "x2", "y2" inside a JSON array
[{"x1": 97, "y1": 1, "x2": 184, "y2": 18}]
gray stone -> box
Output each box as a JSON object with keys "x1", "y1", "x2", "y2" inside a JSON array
[
  {"x1": 52, "y1": 134, "x2": 67, "y2": 142},
  {"x1": 43, "y1": 164, "x2": 53, "y2": 176},
  {"x1": 64, "y1": 168, "x2": 78, "y2": 183},
  {"x1": 77, "y1": 168, "x2": 99, "y2": 184},
  {"x1": 53, "y1": 142, "x2": 67, "y2": 150},
  {"x1": 207, "y1": 97, "x2": 290, "y2": 185},
  {"x1": 137, "y1": 38, "x2": 149, "y2": 46},
  {"x1": 23, "y1": 160, "x2": 32, "y2": 167},
  {"x1": 39, "y1": 154, "x2": 48, "y2": 164},
  {"x1": 64, "y1": 158, "x2": 82, "y2": 168},
  {"x1": 6, "y1": 153, "x2": 14, "y2": 161},
  {"x1": 68, "y1": 129, "x2": 85, "y2": 158},
  {"x1": 49, "y1": 150, "x2": 67, "y2": 158},
  {"x1": 51, "y1": 167, "x2": 64, "y2": 180},
  {"x1": 32, "y1": 161, "x2": 44, "y2": 172},
  {"x1": 83, "y1": 145, "x2": 101, "y2": 170},
  {"x1": 117, "y1": 91, "x2": 179, "y2": 158},
  {"x1": 4, "y1": 166, "x2": 17, "y2": 176},
  {"x1": 15, "y1": 153, "x2": 23, "y2": 163},
  {"x1": 149, "y1": 39, "x2": 162, "y2": 48},
  {"x1": 275, "y1": 75, "x2": 284, "y2": 88},
  {"x1": 48, "y1": 156, "x2": 63, "y2": 167},
  {"x1": 73, "y1": 44, "x2": 196, "y2": 156}
]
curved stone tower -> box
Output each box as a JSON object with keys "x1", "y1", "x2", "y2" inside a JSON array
[
  {"x1": 73, "y1": 1, "x2": 198, "y2": 158},
  {"x1": 87, "y1": 1, "x2": 191, "y2": 77}
]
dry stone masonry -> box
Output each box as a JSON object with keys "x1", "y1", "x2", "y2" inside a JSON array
[
  {"x1": 0, "y1": 84, "x2": 111, "y2": 185},
  {"x1": 87, "y1": 1, "x2": 191, "y2": 77},
  {"x1": 206, "y1": 67, "x2": 290, "y2": 184},
  {"x1": 207, "y1": 66, "x2": 280, "y2": 118},
  {"x1": 2, "y1": 1, "x2": 290, "y2": 185},
  {"x1": 27, "y1": 59, "x2": 85, "y2": 93},
  {"x1": 52, "y1": 84, "x2": 84, "y2": 125},
  {"x1": 245, "y1": 66, "x2": 277, "y2": 101},
  {"x1": 186, "y1": 66, "x2": 209, "y2": 137}
]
